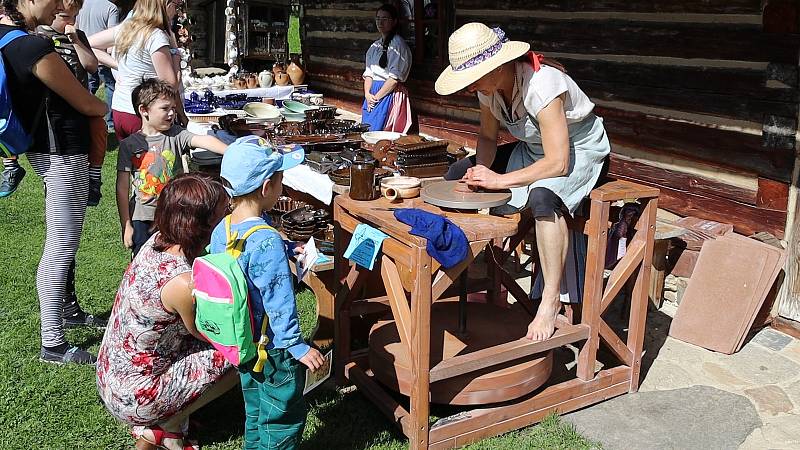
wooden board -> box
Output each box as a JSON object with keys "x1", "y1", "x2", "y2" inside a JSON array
[{"x1": 668, "y1": 235, "x2": 784, "y2": 354}]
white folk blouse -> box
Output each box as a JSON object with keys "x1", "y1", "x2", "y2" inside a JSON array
[{"x1": 363, "y1": 34, "x2": 412, "y2": 83}]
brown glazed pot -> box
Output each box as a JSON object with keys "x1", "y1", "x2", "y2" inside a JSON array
[
  {"x1": 274, "y1": 71, "x2": 290, "y2": 86},
  {"x1": 287, "y1": 53, "x2": 305, "y2": 85}
]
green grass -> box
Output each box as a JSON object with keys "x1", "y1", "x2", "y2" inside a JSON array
[
  {"x1": 289, "y1": 14, "x2": 301, "y2": 55},
  {"x1": 0, "y1": 141, "x2": 598, "y2": 449}
]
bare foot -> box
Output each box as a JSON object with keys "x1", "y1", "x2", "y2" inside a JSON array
[{"x1": 525, "y1": 295, "x2": 560, "y2": 341}]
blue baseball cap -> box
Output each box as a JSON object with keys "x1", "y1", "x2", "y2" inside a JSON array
[{"x1": 220, "y1": 135, "x2": 305, "y2": 197}]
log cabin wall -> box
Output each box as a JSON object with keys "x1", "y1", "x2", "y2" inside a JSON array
[{"x1": 302, "y1": 0, "x2": 800, "y2": 239}]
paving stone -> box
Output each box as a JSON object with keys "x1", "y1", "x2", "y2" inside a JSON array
[
  {"x1": 565, "y1": 385, "x2": 761, "y2": 450},
  {"x1": 702, "y1": 362, "x2": 751, "y2": 389},
  {"x1": 725, "y1": 344, "x2": 800, "y2": 386},
  {"x1": 739, "y1": 414, "x2": 800, "y2": 450},
  {"x1": 744, "y1": 385, "x2": 794, "y2": 416},
  {"x1": 751, "y1": 328, "x2": 794, "y2": 352}
]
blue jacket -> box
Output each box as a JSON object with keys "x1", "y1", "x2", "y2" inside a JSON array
[{"x1": 209, "y1": 217, "x2": 310, "y2": 360}]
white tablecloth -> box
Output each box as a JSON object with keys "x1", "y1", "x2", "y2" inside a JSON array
[{"x1": 184, "y1": 86, "x2": 295, "y2": 100}]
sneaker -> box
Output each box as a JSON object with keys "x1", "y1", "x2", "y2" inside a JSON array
[
  {"x1": 64, "y1": 310, "x2": 108, "y2": 329},
  {"x1": 0, "y1": 164, "x2": 26, "y2": 198},
  {"x1": 40, "y1": 346, "x2": 97, "y2": 365},
  {"x1": 88, "y1": 178, "x2": 102, "y2": 206}
]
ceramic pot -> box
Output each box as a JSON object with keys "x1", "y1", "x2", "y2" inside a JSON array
[
  {"x1": 272, "y1": 61, "x2": 285, "y2": 76},
  {"x1": 258, "y1": 69, "x2": 273, "y2": 88},
  {"x1": 380, "y1": 176, "x2": 421, "y2": 202},
  {"x1": 287, "y1": 54, "x2": 305, "y2": 85},
  {"x1": 274, "y1": 71, "x2": 290, "y2": 86},
  {"x1": 246, "y1": 74, "x2": 258, "y2": 89}
]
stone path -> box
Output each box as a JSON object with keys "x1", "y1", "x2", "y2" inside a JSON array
[{"x1": 563, "y1": 301, "x2": 800, "y2": 450}]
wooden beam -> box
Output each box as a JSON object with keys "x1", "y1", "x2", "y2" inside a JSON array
[
  {"x1": 599, "y1": 320, "x2": 634, "y2": 366},
  {"x1": 347, "y1": 363, "x2": 412, "y2": 437},
  {"x1": 455, "y1": 0, "x2": 763, "y2": 14},
  {"x1": 381, "y1": 255, "x2": 414, "y2": 354},
  {"x1": 431, "y1": 241, "x2": 488, "y2": 301},
  {"x1": 429, "y1": 324, "x2": 590, "y2": 383},
  {"x1": 428, "y1": 366, "x2": 631, "y2": 446},
  {"x1": 600, "y1": 239, "x2": 645, "y2": 313}
]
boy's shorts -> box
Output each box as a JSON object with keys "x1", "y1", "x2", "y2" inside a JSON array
[{"x1": 131, "y1": 220, "x2": 154, "y2": 256}]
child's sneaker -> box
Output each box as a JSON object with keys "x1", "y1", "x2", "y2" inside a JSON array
[
  {"x1": 88, "y1": 178, "x2": 102, "y2": 206},
  {"x1": 40, "y1": 345, "x2": 97, "y2": 365},
  {"x1": 0, "y1": 164, "x2": 25, "y2": 198},
  {"x1": 64, "y1": 309, "x2": 108, "y2": 329}
]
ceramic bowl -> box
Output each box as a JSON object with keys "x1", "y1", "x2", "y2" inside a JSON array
[
  {"x1": 380, "y1": 176, "x2": 421, "y2": 201},
  {"x1": 361, "y1": 131, "x2": 404, "y2": 144},
  {"x1": 282, "y1": 100, "x2": 316, "y2": 113},
  {"x1": 243, "y1": 102, "x2": 281, "y2": 121},
  {"x1": 280, "y1": 108, "x2": 307, "y2": 122}
]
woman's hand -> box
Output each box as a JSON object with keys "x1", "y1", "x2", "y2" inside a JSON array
[
  {"x1": 365, "y1": 93, "x2": 379, "y2": 111},
  {"x1": 464, "y1": 165, "x2": 506, "y2": 190}
]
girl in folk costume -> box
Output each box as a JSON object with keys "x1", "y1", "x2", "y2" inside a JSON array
[
  {"x1": 362, "y1": 3, "x2": 412, "y2": 133},
  {"x1": 438, "y1": 23, "x2": 611, "y2": 342}
]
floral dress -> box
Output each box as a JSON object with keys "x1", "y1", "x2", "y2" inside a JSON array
[{"x1": 96, "y1": 234, "x2": 230, "y2": 426}]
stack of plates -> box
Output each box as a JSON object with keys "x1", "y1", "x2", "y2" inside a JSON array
[
  {"x1": 243, "y1": 102, "x2": 282, "y2": 124},
  {"x1": 281, "y1": 206, "x2": 331, "y2": 241}
]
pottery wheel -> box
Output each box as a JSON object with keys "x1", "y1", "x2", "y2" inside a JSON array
[
  {"x1": 368, "y1": 302, "x2": 553, "y2": 405},
  {"x1": 421, "y1": 180, "x2": 511, "y2": 210}
]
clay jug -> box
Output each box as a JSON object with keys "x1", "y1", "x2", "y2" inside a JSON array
[
  {"x1": 245, "y1": 74, "x2": 257, "y2": 89},
  {"x1": 274, "y1": 71, "x2": 290, "y2": 86},
  {"x1": 272, "y1": 61, "x2": 285, "y2": 76},
  {"x1": 287, "y1": 54, "x2": 305, "y2": 85},
  {"x1": 258, "y1": 69, "x2": 273, "y2": 88}
]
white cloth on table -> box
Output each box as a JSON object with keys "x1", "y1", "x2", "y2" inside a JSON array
[
  {"x1": 282, "y1": 164, "x2": 334, "y2": 205},
  {"x1": 363, "y1": 34, "x2": 412, "y2": 82},
  {"x1": 184, "y1": 86, "x2": 295, "y2": 100}
]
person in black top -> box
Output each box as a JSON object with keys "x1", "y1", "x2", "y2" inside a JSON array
[{"x1": 1, "y1": 0, "x2": 107, "y2": 365}]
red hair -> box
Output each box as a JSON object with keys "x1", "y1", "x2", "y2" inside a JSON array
[{"x1": 153, "y1": 173, "x2": 227, "y2": 262}]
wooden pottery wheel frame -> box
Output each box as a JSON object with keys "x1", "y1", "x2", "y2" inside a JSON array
[
  {"x1": 421, "y1": 180, "x2": 512, "y2": 210},
  {"x1": 369, "y1": 302, "x2": 553, "y2": 405}
]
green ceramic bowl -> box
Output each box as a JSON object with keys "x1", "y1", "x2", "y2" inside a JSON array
[{"x1": 282, "y1": 100, "x2": 316, "y2": 113}]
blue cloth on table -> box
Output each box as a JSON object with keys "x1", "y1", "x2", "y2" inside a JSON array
[
  {"x1": 361, "y1": 80, "x2": 394, "y2": 131},
  {"x1": 393, "y1": 208, "x2": 468, "y2": 269}
]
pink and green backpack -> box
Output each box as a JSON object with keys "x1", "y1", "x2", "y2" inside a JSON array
[{"x1": 192, "y1": 216, "x2": 273, "y2": 372}]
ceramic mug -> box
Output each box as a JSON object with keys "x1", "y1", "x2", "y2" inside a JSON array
[{"x1": 261, "y1": 97, "x2": 275, "y2": 105}]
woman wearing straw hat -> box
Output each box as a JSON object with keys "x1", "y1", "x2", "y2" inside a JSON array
[
  {"x1": 437, "y1": 23, "x2": 610, "y2": 342},
  {"x1": 361, "y1": 3, "x2": 413, "y2": 133}
]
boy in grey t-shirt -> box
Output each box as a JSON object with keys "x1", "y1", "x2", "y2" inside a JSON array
[{"x1": 116, "y1": 78, "x2": 227, "y2": 255}]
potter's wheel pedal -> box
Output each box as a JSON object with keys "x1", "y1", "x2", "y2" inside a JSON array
[{"x1": 368, "y1": 302, "x2": 553, "y2": 405}]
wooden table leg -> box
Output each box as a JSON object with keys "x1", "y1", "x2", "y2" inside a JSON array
[
  {"x1": 410, "y1": 247, "x2": 432, "y2": 449},
  {"x1": 307, "y1": 269, "x2": 336, "y2": 349},
  {"x1": 649, "y1": 239, "x2": 669, "y2": 308},
  {"x1": 628, "y1": 197, "x2": 658, "y2": 393}
]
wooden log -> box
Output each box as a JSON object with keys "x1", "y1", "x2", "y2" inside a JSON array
[
  {"x1": 608, "y1": 155, "x2": 759, "y2": 206},
  {"x1": 452, "y1": 17, "x2": 800, "y2": 64},
  {"x1": 597, "y1": 107, "x2": 794, "y2": 183},
  {"x1": 757, "y1": 178, "x2": 791, "y2": 211},
  {"x1": 608, "y1": 173, "x2": 787, "y2": 238},
  {"x1": 455, "y1": 0, "x2": 763, "y2": 14}
]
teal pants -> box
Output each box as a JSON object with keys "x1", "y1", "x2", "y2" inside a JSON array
[{"x1": 240, "y1": 349, "x2": 307, "y2": 450}]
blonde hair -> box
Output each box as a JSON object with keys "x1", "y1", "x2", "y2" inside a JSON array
[{"x1": 115, "y1": 0, "x2": 170, "y2": 59}]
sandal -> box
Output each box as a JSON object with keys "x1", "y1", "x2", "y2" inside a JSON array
[{"x1": 136, "y1": 426, "x2": 200, "y2": 450}]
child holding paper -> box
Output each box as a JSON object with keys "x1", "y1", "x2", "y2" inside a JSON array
[{"x1": 209, "y1": 136, "x2": 324, "y2": 450}]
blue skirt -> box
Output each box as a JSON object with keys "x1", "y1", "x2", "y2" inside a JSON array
[{"x1": 361, "y1": 80, "x2": 393, "y2": 132}]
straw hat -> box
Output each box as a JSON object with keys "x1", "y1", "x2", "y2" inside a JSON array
[{"x1": 435, "y1": 23, "x2": 530, "y2": 96}]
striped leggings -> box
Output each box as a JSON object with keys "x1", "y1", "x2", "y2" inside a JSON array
[{"x1": 27, "y1": 153, "x2": 88, "y2": 347}]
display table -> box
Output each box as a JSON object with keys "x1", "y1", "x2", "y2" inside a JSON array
[
  {"x1": 183, "y1": 85, "x2": 296, "y2": 100},
  {"x1": 332, "y1": 180, "x2": 660, "y2": 449}
]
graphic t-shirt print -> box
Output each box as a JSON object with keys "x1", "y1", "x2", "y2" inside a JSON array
[{"x1": 131, "y1": 141, "x2": 177, "y2": 206}]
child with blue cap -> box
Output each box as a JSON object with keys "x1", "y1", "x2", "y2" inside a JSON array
[{"x1": 209, "y1": 135, "x2": 324, "y2": 450}]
